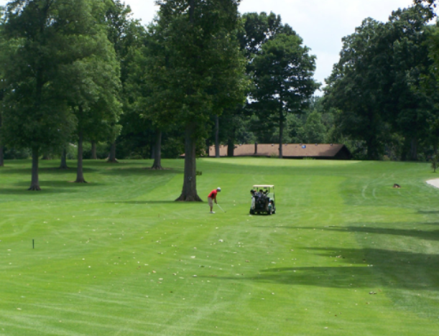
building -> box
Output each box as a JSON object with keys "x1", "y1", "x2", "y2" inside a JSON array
[{"x1": 208, "y1": 143, "x2": 352, "y2": 160}]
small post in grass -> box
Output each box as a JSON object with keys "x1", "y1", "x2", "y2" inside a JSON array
[{"x1": 32, "y1": 239, "x2": 34, "y2": 249}]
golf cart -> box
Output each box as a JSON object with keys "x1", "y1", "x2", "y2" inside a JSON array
[{"x1": 250, "y1": 185, "x2": 276, "y2": 215}]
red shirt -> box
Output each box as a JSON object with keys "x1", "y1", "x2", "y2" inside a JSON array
[{"x1": 208, "y1": 189, "x2": 218, "y2": 199}]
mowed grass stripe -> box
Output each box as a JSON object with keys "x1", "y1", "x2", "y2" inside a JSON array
[{"x1": 1, "y1": 158, "x2": 439, "y2": 335}]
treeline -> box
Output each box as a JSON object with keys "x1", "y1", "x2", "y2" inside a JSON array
[
  {"x1": 324, "y1": 0, "x2": 439, "y2": 161},
  {"x1": 1, "y1": 0, "x2": 435, "y2": 198},
  {"x1": 213, "y1": 0, "x2": 439, "y2": 161},
  {"x1": 0, "y1": 0, "x2": 320, "y2": 200}
]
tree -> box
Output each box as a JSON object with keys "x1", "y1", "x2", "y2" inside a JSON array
[
  {"x1": 212, "y1": 12, "x2": 292, "y2": 156},
  {"x1": 301, "y1": 110, "x2": 327, "y2": 143},
  {"x1": 418, "y1": 24, "x2": 439, "y2": 159},
  {"x1": 0, "y1": 86, "x2": 4, "y2": 168},
  {"x1": 0, "y1": 10, "x2": 4, "y2": 168},
  {"x1": 324, "y1": 18, "x2": 390, "y2": 160},
  {"x1": 125, "y1": 21, "x2": 170, "y2": 170},
  {"x1": 206, "y1": 12, "x2": 297, "y2": 157},
  {"x1": 386, "y1": 6, "x2": 434, "y2": 160},
  {"x1": 50, "y1": 1, "x2": 122, "y2": 183},
  {"x1": 413, "y1": 0, "x2": 436, "y2": 17},
  {"x1": 239, "y1": 12, "x2": 296, "y2": 62},
  {"x1": 105, "y1": 0, "x2": 145, "y2": 164},
  {"x1": 324, "y1": 5, "x2": 434, "y2": 160},
  {"x1": 0, "y1": 0, "x2": 93, "y2": 190},
  {"x1": 153, "y1": 0, "x2": 246, "y2": 201},
  {"x1": 250, "y1": 33, "x2": 318, "y2": 158}
]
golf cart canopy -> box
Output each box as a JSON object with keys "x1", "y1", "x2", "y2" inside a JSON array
[{"x1": 253, "y1": 185, "x2": 274, "y2": 188}]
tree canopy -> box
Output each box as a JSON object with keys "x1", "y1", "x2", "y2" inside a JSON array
[
  {"x1": 152, "y1": 0, "x2": 247, "y2": 201},
  {"x1": 250, "y1": 32, "x2": 318, "y2": 157}
]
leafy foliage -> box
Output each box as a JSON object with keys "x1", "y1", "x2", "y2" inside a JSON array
[
  {"x1": 324, "y1": 4, "x2": 436, "y2": 160},
  {"x1": 250, "y1": 32, "x2": 318, "y2": 157}
]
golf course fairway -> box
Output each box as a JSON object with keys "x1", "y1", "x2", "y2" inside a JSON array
[{"x1": 1, "y1": 158, "x2": 439, "y2": 335}]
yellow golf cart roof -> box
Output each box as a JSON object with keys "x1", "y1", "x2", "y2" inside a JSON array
[{"x1": 253, "y1": 185, "x2": 274, "y2": 188}]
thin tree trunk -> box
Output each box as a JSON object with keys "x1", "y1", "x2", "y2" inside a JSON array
[
  {"x1": 227, "y1": 134, "x2": 235, "y2": 157},
  {"x1": 215, "y1": 115, "x2": 220, "y2": 158},
  {"x1": 0, "y1": 144, "x2": 4, "y2": 167},
  {"x1": 205, "y1": 138, "x2": 210, "y2": 157},
  {"x1": 0, "y1": 114, "x2": 3, "y2": 166},
  {"x1": 75, "y1": 131, "x2": 87, "y2": 183},
  {"x1": 279, "y1": 107, "x2": 283, "y2": 158},
  {"x1": 59, "y1": 148, "x2": 68, "y2": 169},
  {"x1": 410, "y1": 138, "x2": 418, "y2": 161},
  {"x1": 151, "y1": 130, "x2": 163, "y2": 170},
  {"x1": 107, "y1": 142, "x2": 118, "y2": 163},
  {"x1": 91, "y1": 141, "x2": 97, "y2": 159},
  {"x1": 29, "y1": 148, "x2": 41, "y2": 191},
  {"x1": 176, "y1": 123, "x2": 202, "y2": 202}
]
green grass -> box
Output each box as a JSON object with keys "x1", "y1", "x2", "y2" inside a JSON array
[{"x1": 1, "y1": 158, "x2": 439, "y2": 335}]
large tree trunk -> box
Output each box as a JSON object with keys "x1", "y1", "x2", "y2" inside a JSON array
[
  {"x1": 215, "y1": 115, "x2": 220, "y2": 158},
  {"x1": 75, "y1": 131, "x2": 87, "y2": 183},
  {"x1": 107, "y1": 142, "x2": 118, "y2": 163},
  {"x1": 29, "y1": 148, "x2": 41, "y2": 191},
  {"x1": 150, "y1": 141, "x2": 155, "y2": 159},
  {"x1": 176, "y1": 123, "x2": 202, "y2": 202},
  {"x1": 151, "y1": 130, "x2": 163, "y2": 170},
  {"x1": 279, "y1": 108, "x2": 284, "y2": 158},
  {"x1": 59, "y1": 148, "x2": 68, "y2": 169},
  {"x1": 91, "y1": 141, "x2": 97, "y2": 159}
]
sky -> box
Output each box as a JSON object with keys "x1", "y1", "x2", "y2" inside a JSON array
[{"x1": 0, "y1": 0, "x2": 428, "y2": 92}]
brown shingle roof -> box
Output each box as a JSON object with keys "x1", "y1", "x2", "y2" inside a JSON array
[{"x1": 208, "y1": 144, "x2": 349, "y2": 158}]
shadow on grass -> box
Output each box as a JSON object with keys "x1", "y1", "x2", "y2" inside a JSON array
[
  {"x1": 0, "y1": 180, "x2": 105, "y2": 194},
  {"x1": 109, "y1": 200, "x2": 204, "y2": 205},
  {"x1": 0, "y1": 187, "x2": 80, "y2": 195},
  {"x1": 13, "y1": 181, "x2": 105, "y2": 188},
  {"x1": 418, "y1": 210, "x2": 439, "y2": 214},
  {"x1": 99, "y1": 167, "x2": 182, "y2": 176},
  {"x1": 210, "y1": 247, "x2": 439, "y2": 290},
  {"x1": 287, "y1": 225, "x2": 439, "y2": 242},
  {"x1": 2, "y1": 167, "x2": 98, "y2": 175}
]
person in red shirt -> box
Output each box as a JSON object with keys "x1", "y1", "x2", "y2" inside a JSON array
[{"x1": 208, "y1": 187, "x2": 221, "y2": 213}]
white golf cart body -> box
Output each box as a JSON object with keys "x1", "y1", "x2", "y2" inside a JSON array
[{"x1": 251, "y1": 185, "x2": 276, "y2": 215}]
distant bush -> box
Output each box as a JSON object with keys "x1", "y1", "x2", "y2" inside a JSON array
[
  {"x1": 4, "y1": 147, "x2": 31, "y2": 159},
  {"x1": 82, "y1": 142, "x2": 109, "y2": 159}
]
